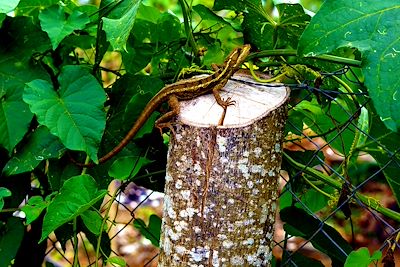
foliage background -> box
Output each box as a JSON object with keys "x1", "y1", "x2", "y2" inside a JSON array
[{"x1": 0, "y1": 0, "x2": 399, "y2": 266}]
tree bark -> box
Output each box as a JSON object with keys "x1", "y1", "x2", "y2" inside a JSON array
[{"x1": 158, "y1": 73, "x2": 290, "y2": 267}]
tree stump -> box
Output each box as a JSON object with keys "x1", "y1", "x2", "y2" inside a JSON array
[{"x1": 158, "y1": 73, "x2": 290, "y2": 267}]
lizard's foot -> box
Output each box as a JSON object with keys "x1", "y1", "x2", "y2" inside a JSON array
[
  {"x1": 156, "y1": 122, "x2": 176, "y2": 139},
  {"x1": 220, "y1": 97, "x2": 236, "y2": 108}
]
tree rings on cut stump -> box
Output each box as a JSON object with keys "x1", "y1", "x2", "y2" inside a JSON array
[{"x1": 158, "y1": 72, "x2": 290, "y2": 267}]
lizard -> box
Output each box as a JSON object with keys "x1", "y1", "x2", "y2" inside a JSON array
[{"x1": 76, "y1": 44, "x2": 251, "y2": 167}]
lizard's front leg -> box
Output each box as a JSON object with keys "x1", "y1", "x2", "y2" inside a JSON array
[
  {"x1": 212, "y1": 84, "x2": 235, "y2": 125},
  {"x1": 155, "y1": 95, "x2": 179, "y2": 135}
]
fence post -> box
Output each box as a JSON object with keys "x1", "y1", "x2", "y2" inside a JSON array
[{"x1": 158, "y1": 73, "x2": 289, "y2": 266}]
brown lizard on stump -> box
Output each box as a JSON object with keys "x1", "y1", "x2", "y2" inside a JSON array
[{"x1": 75, "y1": 44, "x2": 251, "y2": 167}]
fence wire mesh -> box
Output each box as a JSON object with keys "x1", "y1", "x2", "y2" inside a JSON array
[{"x1": 42, "y1": 65, "x2": 399, "y2": 267}]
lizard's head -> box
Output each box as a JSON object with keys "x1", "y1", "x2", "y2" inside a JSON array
[{"x1": 224, "y1": 44, "x2": 251, "y2": 69}]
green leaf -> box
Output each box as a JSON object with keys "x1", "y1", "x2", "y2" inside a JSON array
[
  {"x1": 121, "y1": 44, "x2": 153, "y2": 74},
  {"x1": 108, "y1": 156, "x2": 153, "y2": 180},
  {"x1": 242, "y1": 8, "x2": 275, "y2": 50},
  {"x1": 0, "y1": 187, "x2": 11, "y2": 198},
  {"x1": 298, "y1": 1, "x2": 400, "y2": 132},
  {"x1": 355, "y1": 107, "x2": 369, "y2": 147},
  {"x1": 0, "y1": 13, "x2": 5, "y2": 26},
  {"x1": 0, "y1": 85, "x2": 34, "y2": 153},
  {"x1": 0, "y1": 217, "x2": 24, "y2": 267},
  {"x1": 39, "y1": 5, "x2": 90, "y2": 50},
  {"x1": 124, "y1": 93, "x2": 158, "y2": 139},
  {"x1": 85, "y1": 228, "x2": 111, "y2": 258},
  {"x1": 23, "y1": 65, "x2": 106, "y2": 162},
  {"x1": 136, "y1": 3, "x2": 161, "y2": 21},
  {"x1": 371, "y1": 250, "x2": 383, "y2": 261},
  {"x1": 193, "y1": 4, "x2": 229, "y2": 25},
  {"x1": 3, "y1": 126, "x2": 66, "y2": 175},
  {"x1": 192, "y1": 5, "x2": 239, "y2": 56},
  {"x1": 275, "y1": 4, "x2": 310, "y2": 48},
  {"x1": 280, "y1": 206, "x2": 352, "y2": 265},
  {"x1": 131, "y1": 11, "x2": 182, "y2": 46},
  {"x1": 368, "y1": 112, "x2": 400, "y2": 205},
  {"x1": 102, "y1": 0, "x2": 141, "y2": 51},
  {"x1": 107, "y1": 256, "x2": 127, "y2": 267},
  {"x1": 40, "y1": 174, "x2": 107, "y2": 242},
  {"x1": 0, "y1": 18, "x2": 50, "y2": 153},
  {"x1": 155, "y1": 13, "x2": 181, "y2": 44},
  {"x1": 0, "y1": 0, "x2": 20, "y2": 13},
  {"x1": 0, "y1": 16, "x2": 50, "y2": 153},
  {"x1": 0, "y1": 16, "x2": 51, "y2": 61},
  {"x1": 20, "y1": 196, "x2": 48, "y2": 225},
  {"x1": 133, "y1": 214, "x2": 161, "y2": 247},
  {"x1": 213, "y1": 0, "x2": 262, "y2": 12},
  {"x1": 283, "y1": 251, "x2": 324, "y2": 267},
  {"x1": 15, "y1": 0, "x2": 59, "y2": 17},
  {"x1": 300, "y1": 188, "x2": 329, "y2": 213},
  {"x1": 294, "y1": 99, "x2": 355, "y2": 154},
  {"x1": 279, "y1": 189, "x2": 292, "y2": 210},
  {"x1": 81, "y1": 210, "x2": 103, "y2": 235},
  {"x1": 217, "y1": 2, "x2": 309, "y2": 50},
  {"x1": 99, "y1": 75, "x2": 163, "y2": 162},
  {"x1": 344, "y1": 247, "x2": 382, "y2": 267},
  {"x1": 47, "y1": 160, "x2": 81, "y2": 191},
  {"x1": 279, "y1": 184, "x2": 331, "y2": 213},
  {"x1": 0, "y1": 187, "x2": 11, "y2": 211}
]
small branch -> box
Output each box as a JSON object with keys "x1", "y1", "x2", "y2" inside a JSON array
[
  {"x1": 178, "y1": 0, "x2": 198, "y2": 54},
  {"x1": 95, "y1": 189, "x2": 120, "y2": 267},
  {"x1": 249, "y1": 49, "x2": 362, "y2": 67},
  {"x1": 73, "y1": 217, "x2": 80, "y2": 267}
]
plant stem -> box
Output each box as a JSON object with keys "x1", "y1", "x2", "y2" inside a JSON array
[
  {"x1": 95, "y1": 188, "x2": 119, "y2": 267},
  {"x1": 178, "y1": 0, "x2": 198, "y2": 54},
  {"x1": 248, "y1": 61, "x2": 287, "y2": 82},
  {"x1": 248, "y1": 49, "x2": 362, "y2": 67},
  {"x1": 303, "y1": 176, "x2": 332, "y2": 199},
  {"x1": 73, "y1": 217, "x2": 80, "y2": 267}
]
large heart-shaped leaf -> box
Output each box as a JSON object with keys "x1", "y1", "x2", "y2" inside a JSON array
[
  {"x1": 23, "y1": 65, "x2": 106, "y2": 162},
  {"x1": 298, "y1": 1, "x2": 400, "y2": 132},
  {"x1": 39, "y1": 5, "x2": 90, "y2": 49},
  {"x1": 40, "y1": 174, "x2": 106, "y2": 242}
]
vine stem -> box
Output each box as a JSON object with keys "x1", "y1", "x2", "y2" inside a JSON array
[
  {"x1": 95, "y1": 188, "x2": 120, "y2": 267},
  {"x1": 73, "y1": 217, "x2": 79, "y2": 267},
  {"x1": 248, "y1": 61, "x2": 287, "y2": 83},
  {"x1": 331, "y1": 74, "x2": 361, "y2": 180},
  {"x1": 302, "y1": 176, "x2": 332, "y2": 199},
  {"x1": 178, "y1": 0, "x2": 198, "y2": 54},
  {"x1": 248, "y1": 49, "x2": 362, "y2": 67}
]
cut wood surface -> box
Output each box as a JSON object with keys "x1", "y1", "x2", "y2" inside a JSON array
[
  {"x1": 158, "y1": 72, "x2": 290, "y2": 267},
  {"x1": 178, "y1": 74, "x2": 289, "y2": 127}
]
